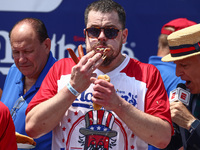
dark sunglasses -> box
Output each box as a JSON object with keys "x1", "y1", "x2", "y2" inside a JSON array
[{"x1": 85, "y1": 27, "x2": 123, "y2": 39}]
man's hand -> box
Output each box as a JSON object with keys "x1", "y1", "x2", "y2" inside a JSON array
[
  {"x1": 170, "y1": 101, "x2": 196, "y2": 130},
  {"x1": 90, "y1": 77, "x2": 122, "y2": 111},
  {"x1": 70, "y1": 51, "x2": 104, "y2": 93}
]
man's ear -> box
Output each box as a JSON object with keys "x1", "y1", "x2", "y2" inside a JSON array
[
  {"x1": 43, "y1": 38, "x2": 51, "y2": 53},
  {"x1": 122, "y1": 28, "x2": 128, "y2": 44},
  {"x1": 84, "y1": 29, "x2": 86, "y2": 37}
]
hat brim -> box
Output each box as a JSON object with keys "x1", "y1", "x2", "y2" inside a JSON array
[
  {"x1": 79, "y1": 128, "x2": 117, "y2": 138},
  {"x1": 162, "y1": 51, "x2": 200, "y2": 62}
]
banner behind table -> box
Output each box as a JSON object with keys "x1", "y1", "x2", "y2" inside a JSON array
[{"x1": 0, "y1": 0, "x2": 200, "y2": 89}]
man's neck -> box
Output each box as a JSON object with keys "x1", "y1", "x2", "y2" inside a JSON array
[{"x1": 24, "y1": 77, "x2": 37, "y2": 94}]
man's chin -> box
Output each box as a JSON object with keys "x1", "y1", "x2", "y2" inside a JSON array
[
  {"x1": 101, "y1": 58, "x2": 112, "y2": 66},
  {"x1": 190, "y1": 89, "x2": 200, "y2": 94},
  {"x1": 21, "y1": 72, "x2": 33, "y2": 78}
]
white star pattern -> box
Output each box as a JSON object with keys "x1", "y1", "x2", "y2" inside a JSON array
[
  {"x1": 103, "y1": 128, "x2": 108, "y2": 131},
  {"x1": 97, "y1": 126, "x2": 101, "y2": 130}
]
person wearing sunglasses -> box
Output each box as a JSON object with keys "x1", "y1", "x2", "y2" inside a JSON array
[
  {"x1": 1, "y1": 18, "x2": 57, "y2": 149},
  {"x1": 26, "y1": 0, "x2": 172, "y2": 149}
]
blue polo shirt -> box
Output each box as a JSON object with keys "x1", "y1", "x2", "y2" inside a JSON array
[
  {"x1": 148, "y1": 56, "x2": 185, "y2": 96},
  {"x1": 1, "y1": 51, "x2": 57, "y2": 150}
]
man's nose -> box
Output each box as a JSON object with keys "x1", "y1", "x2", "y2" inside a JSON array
[
  {"x1": 176, "y1": 66, "x2": 184, "y2": 77},
  {"x1": 98, "y1": 29, "x2": 107, "y2": 41},
  {"x1": 19, "y1": 53, "x2": 26, "y2": 63}
]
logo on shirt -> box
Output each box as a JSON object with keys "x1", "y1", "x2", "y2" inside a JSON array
[
  {"x1": 79, "y1": 110, "x2": 117, "y2": 149},
  {"x1": 62, "y1": 109, "x2": 135, "y2": 149},
  {"x1": 72, "y1": 90, "x2": 137, "y2": 109}
]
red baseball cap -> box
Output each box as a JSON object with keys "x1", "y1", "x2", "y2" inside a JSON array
[{"x1": 161, "y1": 18, "x2": 197, "y2": 35}]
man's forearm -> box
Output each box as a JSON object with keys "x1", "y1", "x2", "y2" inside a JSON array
[
  {"x1": 25, "y1": 86, "x2": 76, "y2": 138},
  {"x1": 114, "y1": 99, "x2": 172, "y2": 149}
]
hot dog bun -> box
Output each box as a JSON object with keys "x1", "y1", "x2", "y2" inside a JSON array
[
  {"x1": 93, "y1": 74, "x2": 110, "y2": 110},
  {"x1": 97, "y1": 74, "x2": 110, "y2": 82},
  {"x1": 16, "y1": 132, "x2": 36, "y2": 146}
]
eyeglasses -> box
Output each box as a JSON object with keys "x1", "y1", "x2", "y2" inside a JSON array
[
  {"x1": 11, "y1": 96, "x2": 25, "y2": 120},
  {"x1": 85, "y1": 27, "x2": 123, "y2": 39}
]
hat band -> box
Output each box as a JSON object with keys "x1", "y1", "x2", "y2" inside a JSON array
[{"x1": 169, "y1": 42, "x2": 200, "y2": 57}]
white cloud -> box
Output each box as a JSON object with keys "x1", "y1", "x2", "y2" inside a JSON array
[{"x1": 0, "y1": 0, "x2": 63, "y2": 12}]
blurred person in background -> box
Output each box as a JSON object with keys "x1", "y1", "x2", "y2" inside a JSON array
[
  {"x1": 148, "y1": 18, "x2": 196, "y2": 96},
  {"x1": 1, "y1": 18, "x2": 57, "y2": 150}
]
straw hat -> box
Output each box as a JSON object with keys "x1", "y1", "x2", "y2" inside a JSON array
[{"x1": 162, "y1": 23, "x2": 200, "y2": 62}]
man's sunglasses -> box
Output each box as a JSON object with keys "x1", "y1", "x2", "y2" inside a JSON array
[{"x1": 85, "y1": 27, "x2": 123, "y2": 39}]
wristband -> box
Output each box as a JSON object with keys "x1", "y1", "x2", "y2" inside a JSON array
[
  {"x1": 66, "y1": 82, "x2": 80, "y2": 97},
  {"x1": 189, "y1": 119, "x2": 200, "y2": 133}
]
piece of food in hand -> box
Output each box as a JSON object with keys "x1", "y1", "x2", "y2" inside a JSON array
[
  {"x1": 96, "y1": 48, "x2": 110, "y2": 59},
  {"x1": 97, "y1": 74, "x2": 111, "y2": 82},
  {"x1": 67, "y1": 44, "x2": 84, "y2": 65},
  {"x1": 67, "y1": 48, "x2": 79, "y2": 64},
  {"x1": 78, "y1": 44, "x2": 84, "y2": 59},
  {"x1": 93, "y1": 74, "x2": 111, "y2": 110},
  {"x1": 16, "y1": 132, "x2": 36, "y2": 146}
]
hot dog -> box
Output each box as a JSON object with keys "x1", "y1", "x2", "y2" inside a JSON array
[
  {"x1": 78, "y1": 44, "x2": 84, "y2": 59},
  {"x1": 96, "y1": 47, "x2": 110, "y2": 59},
  {"x1": 97, "y1": 74, "x2": 110, "y2": 82},
  {"x1": 67, "y1": 44, "x2": 85, "y2": 64},
  {"x1": 67, "y1": 48, "x2": 79, "y2": 64},
  {"x1": 93, "y1": 74, "x2": 110, "y2": 110},
  {"x1": 16, "y1": 132, "x2": 36, "y2": 146},
  {"x1": 67, "y1": 45, "x2": 110, "y2": 64}
]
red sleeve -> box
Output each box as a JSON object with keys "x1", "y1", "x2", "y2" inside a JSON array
[
  {"x1": 145, "y1": 64, "x2": 174, "y2": 135},
  {"x1": 120, "y1": 59, "x2": 173, "y2": 135},
  {"x1": 0, "y1": 102, "x2": 17, "y2": 150},
  {"x1": 26, "y1": 58, "x2": 75, "y2": 115}
]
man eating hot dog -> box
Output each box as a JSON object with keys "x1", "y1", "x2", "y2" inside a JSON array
[{"x1": 26, "y1": 0, "x2": 173, "y2": 149}]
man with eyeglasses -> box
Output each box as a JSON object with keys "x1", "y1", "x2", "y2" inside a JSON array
[
  {"x1": 1, "y1": 18, "x2": 57, "y2": 149},
  {"x1": 26, "y1": 0, "x2": 173, "y2": 149}
]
